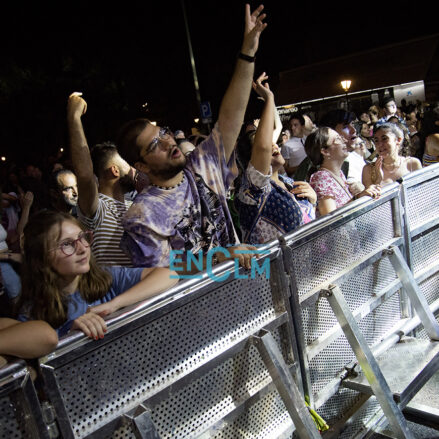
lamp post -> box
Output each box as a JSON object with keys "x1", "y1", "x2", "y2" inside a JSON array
[{"x1": 340, "y1": 80, "x2": 352, "y2": 110}]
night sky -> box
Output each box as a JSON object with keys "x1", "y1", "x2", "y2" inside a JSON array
[{"x1": 0, "y1": 0, "x2": 436, "y2": 166}]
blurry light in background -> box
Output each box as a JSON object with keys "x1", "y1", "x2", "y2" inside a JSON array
[
  {"x1": 151, "y1": 121, "x2": 157, "y2": 126},
  {"x1": 1, "y1": 156, "x2": 5, "y2": 161},
  {"x1": 60, "y1": 148, "x2": 64, "y2": 152},
  {"x1": 194, "y1": 118, "x2": 199, "y2": 123},
  {"x1": 340, "y1": 80, "x2": 352, "y2": 93}
]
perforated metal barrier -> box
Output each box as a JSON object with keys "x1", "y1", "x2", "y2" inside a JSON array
[
  {"x1": 0, "y1": 360, "x2": 49, "y2": 439},
  {"x1": 38, "y1": 243, "x2": 315, "y2": 439},
  {"x1": 1, "y1": 164, "x2": 439, "y2": 438}
]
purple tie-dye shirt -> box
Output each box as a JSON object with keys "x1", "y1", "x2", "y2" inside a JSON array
[{"x1": 121, "y1": 124, "x2": 239, "y2": 267}]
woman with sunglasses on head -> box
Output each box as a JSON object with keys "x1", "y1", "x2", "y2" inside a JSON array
[
  {"x1": 15, "y1": 210, "x2": 177, "y2": 339},
  {"x1": 305, "y1": 127, "x2": 381, "y2": 217}
]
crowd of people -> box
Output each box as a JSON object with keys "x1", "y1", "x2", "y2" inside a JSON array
[{"x1": 1, "y1": 4, "x2": 439, "y2": 367}]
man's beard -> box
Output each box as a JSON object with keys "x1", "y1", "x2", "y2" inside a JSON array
[
  {"x1": 119, "y1": 174, "x2": 136, "y2": 193},
  {"x1": 63, "y1": 195, "x2": 78, "y2": 208},
  {"x1": 148, "y1": 158, "x2": 187, "y2": 180}
]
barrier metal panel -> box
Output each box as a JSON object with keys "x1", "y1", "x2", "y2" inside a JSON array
[
  {"x1": 400, "y1": 164, "x2": 439, "y2": 340},
  {"x1": 281, "y1": 185, "x2": 406, "y2": 430},
  {"x1": 0, "y1": 360, "x2": 49, "y2": 439},
  {"x1": 39, "y1": 243, "x2": 306, "y2": 439}
]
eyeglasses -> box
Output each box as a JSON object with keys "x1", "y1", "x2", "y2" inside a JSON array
[
  {"x1": 145, "y1": 126, "x2": 173, "y2": 155},
  {"x1": 53, "y1": 231, "x2": 93, "y2": 256}
]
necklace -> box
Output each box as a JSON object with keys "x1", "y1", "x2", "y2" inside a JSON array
[
  {"x1": 382, "y1": 157, "x2": 402, "y2": 172},
  {"x1": 151, "y1": 173, "x2": 185, "y2": 190}
]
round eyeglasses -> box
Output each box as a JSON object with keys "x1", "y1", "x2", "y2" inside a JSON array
[
  {"x1": 53, "y1": 230, "x2": 94, "y2": 256},
  {"x1": 144, "y1": 126, "x2": 173, "y2": 155}
]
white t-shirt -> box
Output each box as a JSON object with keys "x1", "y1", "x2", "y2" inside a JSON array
[
  {"x1": 346, "y1": 151, "x2": 366, "y2": 183},
  {"x1": 0, "y1": 224, "x2": 8, "y2": 252},
  {"x1": 281, "y1": 137, "x2": 307, "y2": 168}
]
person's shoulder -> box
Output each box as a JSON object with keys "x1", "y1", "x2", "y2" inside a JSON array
[{"x1": 407, "y1": 156, "x2": 422, "y2": 170}]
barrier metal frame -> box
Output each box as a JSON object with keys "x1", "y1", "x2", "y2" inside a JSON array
[
  {"x1": 0, "y1": 360, "x2": 50, "y2": 439},
  {"x1": 281, "y1": 184, "x2": 404, "y2": 411},
  {"x1": 2, "y1": 165, "x2": 439, "y2": 439},
  {"x1": 39, "y1": 242, "x2": 319, "y2": 439}
]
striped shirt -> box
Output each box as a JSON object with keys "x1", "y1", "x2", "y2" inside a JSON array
[
  {"x1": 422, "y1": 153, "x2": 439, "y2": 167},
  {"x1": 78, "y1": 193, "x2": 133, "y2": 267}
]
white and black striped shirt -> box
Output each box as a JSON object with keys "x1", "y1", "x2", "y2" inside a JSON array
[{"x1": 78, "y1": 193, "x2": 133, "y2": 267}]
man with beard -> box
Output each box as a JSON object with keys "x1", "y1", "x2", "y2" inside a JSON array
[
  {"x1": 117, "y1": 4, "x2": 267, "y2": 271},
  {"x1": 67, "y1": 93, "x2": 136, "y2": 267},
  {"x1": 48, "y1": 169, "x2": 79, "y2": 217}
]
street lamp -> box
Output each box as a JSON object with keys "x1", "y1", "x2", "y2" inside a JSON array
[{"x1": 340, "y1": 80, "x2": 352, "y2": 110}]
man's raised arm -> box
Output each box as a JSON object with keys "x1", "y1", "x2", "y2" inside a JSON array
[
  {"x1": 67, "y1": 92, "x2": 99, "y2": 217},
  {"x1": 218, "y1": 4, "x2": 267, "y2": 161}
]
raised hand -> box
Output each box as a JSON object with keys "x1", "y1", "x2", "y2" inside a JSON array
[
  {"x1": 241, "y1": 4, "x2": 268, "y2": 56},
  {"x1": 373, "y1": 156, "x2": 385, "y2": 184},
  {"x1": 252, "y1": 72, "x2": 273, "y2": 101},
  {"x1": 19, "y1": 191, "x2": 34, "y2": 209},
  {"x1": 67, "y1": 92, "x2": 87, "y2": 120}
]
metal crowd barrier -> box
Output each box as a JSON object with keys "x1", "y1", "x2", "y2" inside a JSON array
[
  {"x1": 37, "y1": 242, "x2": 321, "y2": 438},
  {"x1": 1, "y1": 164, "x2": 439, "y2": 438},
  {"x1": 0, "y1": 360, "x2": 50, "y2": 438}
]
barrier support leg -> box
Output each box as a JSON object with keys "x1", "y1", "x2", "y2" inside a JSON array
[
  {"x1": 386, "y1": 245, "x2": 439, "y2": 340},
  {"x1": 322, "y1": 285, "x2": 414, "y2": 439},
  {"x1": 251, "y1": 330, "x2": 321, "y2": 439},
  {"x1": 125, "y1": 404, "x2": 161, "y2": 439}
]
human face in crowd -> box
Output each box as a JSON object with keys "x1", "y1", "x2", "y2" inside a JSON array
[
  {"x1": 57, "y1": 172, "x2": 78, "y2": 207},
  {"x1": 384, "y1": 100, "x2": 397, "y2": 117},
  {"x1": 335, "y1": 121, "x2": 357, "y2": 148},
  {"x1": 137, "y1": 124, "x2": 186, "y2": 179},
  {"x1": 290, "y1": 119, "x2": 304, "y2": 138},
  {"x1": 271, "y1": 143, "x2": 285, "y2": 170},
  {"x1": 324, "y1": 129, "x2": 349, "y2": 162},
  {"x1": 360, "y1": 112, "x2": 371, "y2": 124},
  {"x1": 50, "y1": 221, "x2": 91, "y2": 282},
  {"x1": 374, "y1": 128, "x2": 401, "y2": 159},
  {"x1": 360, "y1": 122, "x2": 372, "y2": 138}
]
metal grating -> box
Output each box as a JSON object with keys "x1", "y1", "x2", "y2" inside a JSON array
[
  {"x1": 419, "y1": 271, "x2": 439, "y2": 306},
  {"x1": 411, "y1": 225, "x2": 439, "y2": 276},
  {"x1": 405, "y1": 179, "x2": 439, "y2": 230},
  {"x1": 301, "y1": 259, "x2": 398, "y2": 345},
  {"x1": 0, "y1": 391, "x2": 28, "y2": 439},
  {"x1": 212, "y1": 387, "x2": 294, "y2": 439},
  {"x1": 50, "y1": 274, "x2": 277, "y2": 438},
  {"x1": 337, "y1": 397, "x2": 381, "y2": 439},
  {"x1": 290, "y1": 201, "x2": 395, "y2": 298},
  {"x1": 111, "y1": 424, "x2": 135, "y2": 439},
  {"x1": 150, "y1": 331, "x2": 284, "y2": 438},
  {"x1": 308, "y1": 294, "x2": 401, "y2": 396}
]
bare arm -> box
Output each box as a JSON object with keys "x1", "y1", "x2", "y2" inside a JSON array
[
  {"x1": 249, "y1": 72, "x2": 275, "y2": 175},
  {"x1": 0, "y1": 319, "x2": 58, "y2": 359},
  {"x1": 318, "y1": 198, "x2": 337, "y2": 216},
  {"x1": 273, "y1": 105, "x2": 282, "y2": 145},
  {"x1": 67, "y1": 92, "x2": 99, "y2": 217},
  {"x1": 88, "y1": 267, "x2": 178, "y2": 318},
  {"x1": 16, "y1": 191, "x2": 33, "y2": 240},
  {"x1": 218, "y1": 4, "x2": 267, "y2": 161}
]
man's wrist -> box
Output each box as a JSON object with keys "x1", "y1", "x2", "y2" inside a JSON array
[{"x1": 238, "y1": 52, "x2": 256, "y2": 62}]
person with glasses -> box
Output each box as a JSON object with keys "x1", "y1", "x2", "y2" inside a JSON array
[
  {"x1": 305, "y1": 127, "x2": 381, "y2": 216},
  {"x1": 115, "y1": 5, "x2": 267, "y2": 272},
  {"x1": 15, "y1": 211, "x2": 177, "y2": 338},
  {"x1": 67, "y1": 92, "x2": 146, "y2": 267}
]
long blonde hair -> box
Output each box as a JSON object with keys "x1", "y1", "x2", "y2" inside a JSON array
[{"x1": 16, "y1": 211, "x2": 112, "y2": 329}]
